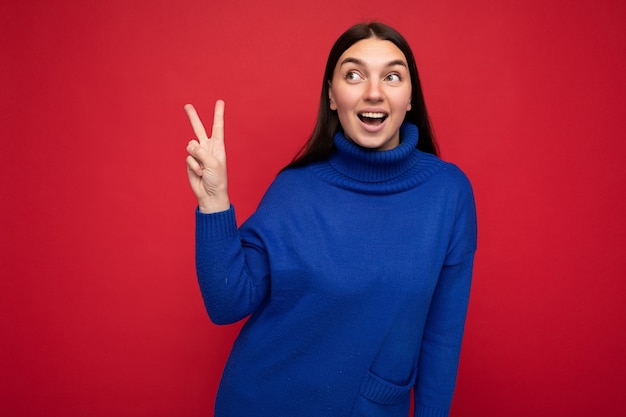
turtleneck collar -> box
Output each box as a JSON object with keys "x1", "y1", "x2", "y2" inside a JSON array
[
  {"x1": 328, "y1": 122, "x2": 421, "y2": 183},
  {"x1": 308, "y1": 122, "x2": 444, "y2": 195}
]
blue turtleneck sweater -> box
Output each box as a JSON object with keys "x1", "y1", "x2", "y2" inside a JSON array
[{"x1": 195, "y1": 123, "x2": 477, "y2": 417}]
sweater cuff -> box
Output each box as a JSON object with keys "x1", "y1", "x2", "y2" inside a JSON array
[{"x1": 195, "y1": 205, "x2": 238, "y2": 242}]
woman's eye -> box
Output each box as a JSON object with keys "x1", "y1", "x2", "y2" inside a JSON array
[
  {"x1": 345, "y1": 71, "x2": 362, "y2": 81},
  {"x1": 386, "y1": 73, "x2": 401, "y2": 82}
]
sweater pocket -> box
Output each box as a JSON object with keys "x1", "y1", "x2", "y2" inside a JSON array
[{"x1": 350, "y1": 369, "x2": 416, "y2": 417}]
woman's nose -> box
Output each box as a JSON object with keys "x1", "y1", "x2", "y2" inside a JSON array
[{"x1": 364, "y1": 80, "x2": 384, "y2": 102}]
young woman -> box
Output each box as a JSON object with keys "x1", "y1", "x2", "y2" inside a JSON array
[{"x1": 185, "y1": 22, "x2": 477, "y2": 417}]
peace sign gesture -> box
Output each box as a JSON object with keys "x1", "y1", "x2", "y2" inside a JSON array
[{"x1": 185, "y1": 100, "x2": 230, "y2": 213}]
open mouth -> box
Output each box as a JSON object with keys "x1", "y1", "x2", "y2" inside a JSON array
[{"x1": 358, "y1": 112, "x2": 388, "y2": 126}]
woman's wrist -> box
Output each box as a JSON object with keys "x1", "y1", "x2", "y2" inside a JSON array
[{"x1": 198, "y1": 195, "x2": 231, "y2": 214}]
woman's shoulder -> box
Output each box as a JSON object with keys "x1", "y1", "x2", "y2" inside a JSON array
[
  {"x1": 256, "y1": 165, "x2": 322, "y2": 207},
  {"x1": 269, "y1": 164, "x2": 320, "y2": 191},
  {"x1": 421, "y1": 152, "x2": 473, "y2": 191}
]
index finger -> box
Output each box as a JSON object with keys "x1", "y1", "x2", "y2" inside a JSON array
[
  {"x1": 211, "y1": 99, "x2": 225, "y2": 141},
  {"x1": 184, "y1": 103, "x2": 209, "y2": 141}
]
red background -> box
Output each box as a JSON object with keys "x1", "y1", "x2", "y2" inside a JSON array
[{"x1": 2, "y1": 0, "x2": 625, "y2": 416}]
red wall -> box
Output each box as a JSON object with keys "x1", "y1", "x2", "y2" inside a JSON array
[{"x1": 2, "y1": 1, "x2": 625, "y2": 416}]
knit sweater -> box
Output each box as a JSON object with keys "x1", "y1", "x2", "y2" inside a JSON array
[{"x1": 195, "y1": 123, "x2": 477, "y2": 417}]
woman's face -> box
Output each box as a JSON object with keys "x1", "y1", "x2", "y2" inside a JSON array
[{"x1": 329, "y1": 37, "x2": 412, "y2": 151}]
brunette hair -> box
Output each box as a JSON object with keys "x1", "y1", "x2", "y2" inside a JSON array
[{"x1": 283, "y1": 22, "x2": 438, "y2": 170}]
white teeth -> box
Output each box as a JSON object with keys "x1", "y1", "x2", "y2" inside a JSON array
[{"x1": 359, "y1": 112, "x2": 386, "y2": 119}]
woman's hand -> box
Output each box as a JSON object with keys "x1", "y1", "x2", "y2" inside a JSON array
[{"x1": 185, "y1": 100, "x2": 230, "y2": 213}]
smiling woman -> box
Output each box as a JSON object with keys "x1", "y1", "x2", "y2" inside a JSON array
[
  {"x1": 184, "y1": 22, "x2": 477, "y2": 417},
  {"x1": 285, "y1": 22, "x2": 439, "y2": 169},
  {"x1": 329, "y1": 38, "x2": 413, "y2": 150}
]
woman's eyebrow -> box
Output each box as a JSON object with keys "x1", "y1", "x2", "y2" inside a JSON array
[{"x1": 340, "y1": 57, "x2": 408, "y2": 68}]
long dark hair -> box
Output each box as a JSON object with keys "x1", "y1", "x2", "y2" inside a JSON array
[{"x1": 283, "y1": 22, "x2": 438, "y2": 170}]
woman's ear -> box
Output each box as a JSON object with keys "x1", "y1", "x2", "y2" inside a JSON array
[{"x1": 328, "y1": 85, "x2": 337, "y2": 111}]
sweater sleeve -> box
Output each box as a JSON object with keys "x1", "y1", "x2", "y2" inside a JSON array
[
  {"x1": 195, "y1": 206, "x2": 271, "y2": 325},
  {"x1": 414, "y1": 175, "x2": 477, "y2": 417}
]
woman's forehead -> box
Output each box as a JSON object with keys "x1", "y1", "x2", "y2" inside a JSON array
[{"x1": 338, "y1": 38, "x2": 407, "y2": 67}]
